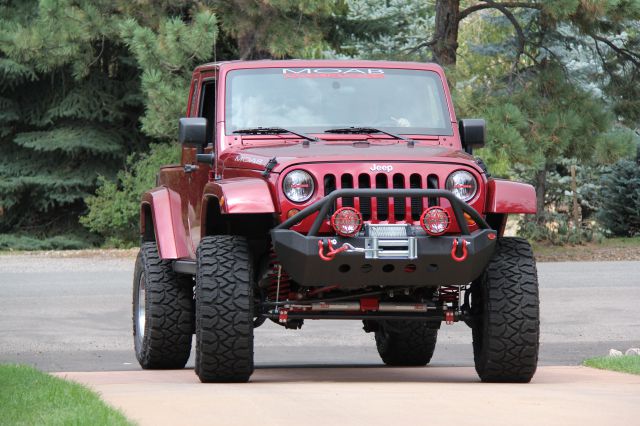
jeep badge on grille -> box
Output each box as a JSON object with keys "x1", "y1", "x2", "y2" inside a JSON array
[{"x1": 370, "y1": 164, "x2": 393, "y2": 172}]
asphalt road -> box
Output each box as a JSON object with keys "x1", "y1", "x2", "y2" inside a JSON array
[{"x1": 1, "y1": 254, "x2": 639, "y2": 372}]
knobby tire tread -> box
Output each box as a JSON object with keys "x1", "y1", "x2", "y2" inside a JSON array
[
  {"x1": 195, "y1": 235, "x2": 254, "y2": 383},
  {"x1": 133, "y1": 242, "x2": 193, "y2": 369},
  {"x1": 375, "y1": 321, "x2": 438, "y2": 366},
  {"x1": 472, "y1": 237, "x2": 540, "y2": 383}
]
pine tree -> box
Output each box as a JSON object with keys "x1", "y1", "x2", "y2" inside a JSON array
[
  {"x1": 0, "y1": 0, "x2": 143, "y2": 233},
  {"x1": 208, "y1": 0, "x2": 339, "y2": 59},
  {"x1": 119, "y1": 9, "x2": 218, "y2": 140},
  {"x1": 342, "y1": 0, "x2": 434, "y2": 60},
  {"x1": 598, "y1": 159, "x2": 640, "y2": 237},
  {"x1": 0, "y1": 0, "x2": 349, "y2": 244}
]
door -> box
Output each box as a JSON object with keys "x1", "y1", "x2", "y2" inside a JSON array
[{"x1": 186, "y1": 77, "x2": 217, "y2": 254}]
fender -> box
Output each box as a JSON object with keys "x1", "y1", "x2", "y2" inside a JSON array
[
  {"x1": 202, "y1": 177, "x2": 276, "y2": 214},
  {"x1": 140, "y1": 187, "x2": 190, "y2": 259},
  {"x1": 485, "y1": 179, "x2": 536, "y2": 214}
]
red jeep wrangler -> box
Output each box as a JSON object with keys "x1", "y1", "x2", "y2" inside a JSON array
[{"x1": 132, "y1": 60, "x2": 539, "y2": 383}]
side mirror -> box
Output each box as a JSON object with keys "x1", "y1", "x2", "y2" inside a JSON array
[
  {"x1": 179, "y1": 117, "x2": 208, "y2": 149},
  {"x1": 459, "y1": 119, "x2": 485, "y2": 154}
]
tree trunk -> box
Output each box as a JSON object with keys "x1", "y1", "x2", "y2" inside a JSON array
[
  {"x1": 433, "y1": 0, "x2": 461, "y2": 66},
  {"x1": 570, "y1": 164, "x2": 580, "y2": 229},
  {"x1": 534, "y1": 167, "x2": 546, "y2": 223},
  {"x1": 237, "y1": 32, "x2": 256, "y2": 60}
]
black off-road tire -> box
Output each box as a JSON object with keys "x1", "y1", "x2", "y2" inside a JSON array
[
  {"x1": 133, "y1": 242, "x2": 194, "y2": 369},
  {"x1": 195, "y1": 235, "x2": 254, "y2": 383},
  {"x1": 375, "y1": 321, "x2": 438, "y2": 366},
  {"x1": 471, "y1": 237, "x2": 540, "y2": 382}
]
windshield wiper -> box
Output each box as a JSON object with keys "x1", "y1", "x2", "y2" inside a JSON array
[
  {"x1": 233, "y1": 127, "x2": 321, "y2": 144},
  {"x1": 324, "y1": 127, "x2": 415, "y2": 146}
]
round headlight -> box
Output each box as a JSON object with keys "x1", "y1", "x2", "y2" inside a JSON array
[
  {"x1": 446, "y1": 170, "x2": 477, "y2": 202},
  {"x1": 283, "y1": 170, "x2": 315, "y2": 203}
]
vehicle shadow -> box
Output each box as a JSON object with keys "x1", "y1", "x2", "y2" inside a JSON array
[{"x1": 248, "y1": 365, "x2": 481, "y2": 384}]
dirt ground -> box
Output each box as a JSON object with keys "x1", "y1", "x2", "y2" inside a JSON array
[{"x1": 532, "y1": 241, "x2": 640, "y2": 262}]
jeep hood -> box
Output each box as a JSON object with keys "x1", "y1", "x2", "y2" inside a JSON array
[{"x1": 221, "y1": 141, "x2": 482, "y2": 174}]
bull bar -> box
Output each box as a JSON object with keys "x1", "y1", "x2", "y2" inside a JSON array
[{"x1": 271, "y1": 189, "x2": 497, "y2": 288}]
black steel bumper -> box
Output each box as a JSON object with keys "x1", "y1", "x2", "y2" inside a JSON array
[{"x1": 271, "y1": 189, "x2": 497, "y2": 288}]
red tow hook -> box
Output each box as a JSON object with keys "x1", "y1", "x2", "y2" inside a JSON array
[
  {"x1": 450, "y1": 238, "x2": 469, "y2": 262},
  {"x1": 318, "y1": 239, "x2": 349, "y2": 262}
]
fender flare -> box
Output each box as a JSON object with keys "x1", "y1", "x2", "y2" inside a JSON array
[
  {"x1": 200, "y1": 177, "x2": 276, "y2": 236},
  {"x1": 202, "y1": 177, "x2": 276, "y2": 215},
  {"x1": 485, "y1": 179, "x2": 536, "y2": 214},
  {"x1": 140, "y1": 187, "x2": 190, "y2": 259}
]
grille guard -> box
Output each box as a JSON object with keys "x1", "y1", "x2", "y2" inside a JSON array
[{"x1": 275, "y1": 188, "x2": 490, "y2": 235}]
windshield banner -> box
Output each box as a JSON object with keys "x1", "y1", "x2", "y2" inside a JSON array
[{"x1": 282, "y1": 68, "x2": 385, "y2": 79}]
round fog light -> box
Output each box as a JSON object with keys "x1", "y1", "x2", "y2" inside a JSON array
[
  {"x1": 331, "y1": 207, "x2": 363, "y2": 237},
  {"x1": 420, "y1": 207, "x2": 450, "y2": 236}
]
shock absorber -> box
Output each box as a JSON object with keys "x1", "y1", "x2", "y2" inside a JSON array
[{"x1": 266, "y1": 250, "x2": 292, "y2": 302}]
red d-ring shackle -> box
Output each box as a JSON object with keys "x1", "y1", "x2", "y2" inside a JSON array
[
  {"x1": 318, "y1": 239, "x2": 349, "y2": 261},
  {"x1": 451, "y1": 238, "x2": 469, "y2": 262}
]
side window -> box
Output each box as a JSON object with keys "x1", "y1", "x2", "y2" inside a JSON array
[
  {"x1": 199, "y1": 80, "x2": 216, "y2": 146},
  {"x1": 188, "y1": 78, "x2": 199, "y2": 116}
]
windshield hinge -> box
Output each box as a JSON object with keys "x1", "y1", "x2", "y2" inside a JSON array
[
  {"x1": 474, "y1": 157, "x2": 490, "y2": 177},
  {"x1": 262, "y1": 157, "x2": 278, "y2": 177}
]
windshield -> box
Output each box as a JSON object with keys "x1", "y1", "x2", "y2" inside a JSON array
[{"x1": 225, "y1": 68, "x2": 452, "y2": 136}]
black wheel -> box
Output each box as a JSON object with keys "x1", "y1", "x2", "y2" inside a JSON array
[
  {"x1": 133, "y1": 242, "x2": 194, "y2": 369},
  {"x1": 195, "y1": 235, "x2": 254, "y2": 383},
  {"x1": 471, "y1": 237, "x2": 540, "y2": 382},
  {"x1": 375, "y1": 321, "x2": 438, "y2": 366}
]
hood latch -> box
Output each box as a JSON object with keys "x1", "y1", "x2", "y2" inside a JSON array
[{"x1": 262, "y1": 157, "x2": 278, "y2": 177}]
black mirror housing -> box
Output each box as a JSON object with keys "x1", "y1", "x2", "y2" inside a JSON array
[
  {"x1": 179, "y1": 117, "x2": 208, "y2": 148},
  {"x1": 459, "y1": 119, "x2": 486, "y2": 154}
]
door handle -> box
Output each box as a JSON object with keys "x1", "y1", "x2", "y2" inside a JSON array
[{"x1": 184, "y1": 164, "x2": 198, "y2": 173}]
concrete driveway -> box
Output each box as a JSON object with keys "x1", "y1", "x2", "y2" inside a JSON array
[{"x1": 55, "y1": 366, "x2": 640, "y2": 426}]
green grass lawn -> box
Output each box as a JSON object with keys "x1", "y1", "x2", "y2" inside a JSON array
[
  {"x1": 0, "y1": 364, "x2": 133, "y2": 426},
  {"x1": 583, "y1": 355, "x2": 640, "y2": 375}
]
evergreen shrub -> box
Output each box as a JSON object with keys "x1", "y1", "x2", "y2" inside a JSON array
[
  {"x1": 597, "y1": 159, "x2": 640, "y2": 237},
  {"x1": 80, "y1": 143, "x2": 180, "y2": 246},
  {"x1": 0, "y1": 234, "x2": 92, "y2": 251},
  {"x1": 518, "y1": 212, "x2": 604, "y2": 246}
]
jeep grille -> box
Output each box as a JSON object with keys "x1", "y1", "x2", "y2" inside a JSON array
[{"x1": 323, "y1": 172, "x2": 439, "y2": 223}]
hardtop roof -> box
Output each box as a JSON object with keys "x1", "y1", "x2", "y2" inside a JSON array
[{"x1": 193, "y1": 59, "x2": 445, "y2": 75}]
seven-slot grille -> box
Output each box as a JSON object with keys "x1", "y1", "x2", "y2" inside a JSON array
[{"x1": 323, "y1": 172, "x2": 439, "y2": 223}]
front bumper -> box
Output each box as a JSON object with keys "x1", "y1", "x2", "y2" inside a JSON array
[
  {"x1": 271, "y1": 188, "x2": 497, "y2": 288},
  {"x1": 271, "y1": 229, "x2": 496, "y2": 288}
]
